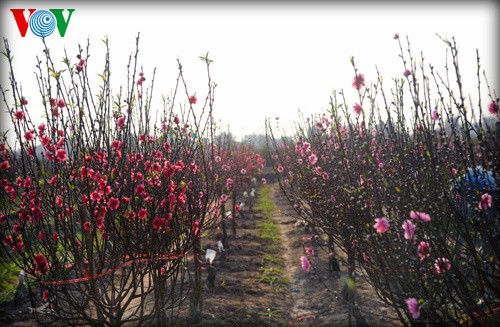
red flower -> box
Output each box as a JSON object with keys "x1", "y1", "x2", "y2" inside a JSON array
[
  {"x1": 189, "y1": 95, "x2": 197, "y2": 105},
  {"x1": 488, "y1": 100, "x2": 499, "y2": 115},
  {"x1": 91, "y1": 190, "x2": 102, "y2": 202},
  {"x1": 44, "y1": 151, "x2": 55, "y2": 161},
  {"x1": 137, "y1": 74, "x2": 146, "y2": 86},
  {"x1": 352, "y1": 73, "x2": 365, "y2": 90},
  {"x1": 21, "y1": 97, "x2": 28, "y2": 105},
  {"x1": 152, "y1": 217, "x2": 166, "y2": 229},
  {"x1": 221, "y1": 194, "x2": 227, "y2": 203},
  {"x1": 49, "y1": 175, "x2": 58, "y2": 186},
  {"x1": 34, "y1": 254, "x2": 49, "y2": 275},
  {"x1": 138, "y1": 208, "x2": 148, "y2": 220},
  {"x1": 83, "y1": 221, "x2": 91, "y2": 231},
  {"x1": 38, "y1": 124, "x2": 46, "y2": 135},
  {"x1": 56, "y1": 195, "x2": 63, "y2": 207},
  {"x1": 116, "y1": 117, "x2": 125, "y2": 130},
  {"x1": 14, "y1": 110, "x2": 25, "y2": 120},
  {"x1": 108, "y1": 197, "x2": 120, "y2": 210},
  {"x1": 75, "y1": 59, "x2": 86, "y2": 73},
  {"x1": 57, "y1": 99, "x2": 66, "y2": 108},
  {"x1": 192, "y1": 220, "x2": 201, "y2": 236},
  {"x1": 56, "y1": 149, "x2": 67, "y2": 162},
  {"x1": 135, "y1": 184, "x2": 145, "y2": 196},
  {"x1": 24, "y1": 130, "x2": 35, "y2": 142},
  {"x1": 0, "y1": 161, "x2": 11, "y2": 170},
  {"x1": 43, "y1": 290, "x2": 49, "y2": 302}
]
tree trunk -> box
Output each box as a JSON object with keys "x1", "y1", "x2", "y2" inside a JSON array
[
  {"x1": 328, "y1": 235, "x2": 340, "y2": 272},
  {"x1": 231, "y1": 191, "x2": 237, "y2": 236},
  {"x1": 190, "y1": 237, "x2": 203, "y2": 324},
  {"x1": 220, "y1": 204, "x2": 229, "y2": 250}
]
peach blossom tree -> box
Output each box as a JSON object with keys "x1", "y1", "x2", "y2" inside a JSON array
[{"x1": 0, "y1": 35, "x2": 219, "y2": 326}]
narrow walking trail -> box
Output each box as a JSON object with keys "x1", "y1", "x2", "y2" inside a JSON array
[
  {"x1": 270, "y1": 184, "x2": 400, "y2": 326},
  {"x1": 197, "y1": 184, "x2": 400, "y2": 326},
  {"x1": 271, "y1": 184, "x2": 348, "y2": 326}
]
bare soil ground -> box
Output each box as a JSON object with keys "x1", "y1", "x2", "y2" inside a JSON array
[{"x1": 0, "y1": 184, "x2": 401, "y2": 326}]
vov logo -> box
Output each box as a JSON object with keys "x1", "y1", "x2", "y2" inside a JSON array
[{"x1": 10, "y1": 9, "x2": 75, "y2": 37}]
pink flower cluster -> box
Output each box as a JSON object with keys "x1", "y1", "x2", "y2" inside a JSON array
[
  {"x1": 488, "y1": 100, "x2": 499, "y2": 115},
  {"x1": 405, "y1": 297, "x2": 420, "y2": 319},
  {"x1": 417, "y1": 241, "x2": 431, "y2": 261},
  {"x1": 409, "y1": 211, "x2": 431, "y2": 222},
  {"x1": 300, "y1": 255, "x2": 310, "y2": 272},
  {"x1": 137, "y1": 72, "x2": 146, "y2": 86},
  {"x1": 34, "y1": 253, "x2": 49, "y2": 275},
  {"x1": 353, "y1": 103, "x2": 362, "y2": 116},
  {"x1": 373, "y1": 217, "x2": 390, "y2": 233},
  {"x1": 352, "y1": 73, "x2": 365, "y2": 90},
  {"x1": 479, "y1": 193, "x2": 492, "y2": 210},
  {"x1": 75, "y1": 58, "x2": 86, "y2": 73}
]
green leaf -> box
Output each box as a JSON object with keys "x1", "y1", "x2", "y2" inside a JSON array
[{"x1": 97, "y1": 73, "x2": 107, "y2": 82}]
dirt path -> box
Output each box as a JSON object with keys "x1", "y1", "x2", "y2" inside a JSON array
[
  {"x1": 270, "y1": 184, "x2": 401, "y2": 326},
  {"x1": 272, "y1": 185, "x2": 347, "y2": 326}
]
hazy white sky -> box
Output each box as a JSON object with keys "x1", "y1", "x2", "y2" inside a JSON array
[{"x1": 1, "y1": 1, "x2": 498, "y2": 141}]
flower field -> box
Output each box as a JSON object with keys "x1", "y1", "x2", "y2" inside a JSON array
[{"x1": 0, "y1": 34, "x2": 498, "y2": 326}]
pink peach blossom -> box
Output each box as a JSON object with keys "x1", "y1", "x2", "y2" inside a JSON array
[
  {"x1": 300, "y1": 255, "x2": 310, "y2": 272},
  {"x1": 373, "y1": 217, "x2": 390, "y2": 233},
  {"x1": 402, "y1": 220, "x2": 416, "y2": 240},
  {"x1": 352, "y1": 73, "x2": 365, "y2": 90},
  {"x1": 353, "y1": 103, "x2": 362, "y2": 116},
  {"x1": 405, "y1": 297, "x2": 420, "y2": 319},
  {"x1": 108, "y1": 197, "x2": 120, "y2": 210},
  {"x1": 308, "y1": 154, "x2": 317, "y2": 165},
  {"x1": 417, "y1": 241, "x2": 431, "y2": 261},
  {"x1": 434, "y1": 257, "x2": 451, "y2": 274},
  {"x1": 479, "y1": 193, "x2": 492, "y2": 210}
]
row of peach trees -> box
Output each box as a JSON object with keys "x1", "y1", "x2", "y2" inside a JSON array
[
  {"x1": 267, "y1": 35, "x2": 499, "y2": 326},
  {"x1": 0, "y1": 35, "x2": 264, "y2": 326}
]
